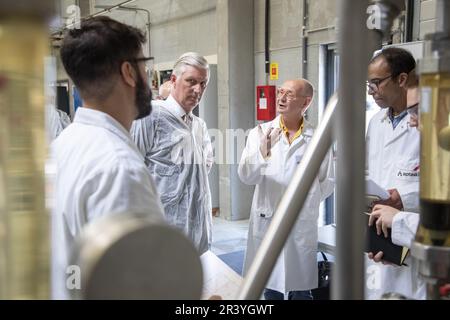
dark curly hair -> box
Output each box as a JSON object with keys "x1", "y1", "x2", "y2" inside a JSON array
[{"x1": 60, "y1": 16, "x2": 146, "y2": 100}]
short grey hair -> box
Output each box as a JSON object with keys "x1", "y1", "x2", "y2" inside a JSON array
[{"x1": 172, "y1": 52, "x2": 210, "y2": 81}]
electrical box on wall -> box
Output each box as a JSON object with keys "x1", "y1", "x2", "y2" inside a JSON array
[{"x1": 256, "y1": 85, "x2": 276, "y2": 121}]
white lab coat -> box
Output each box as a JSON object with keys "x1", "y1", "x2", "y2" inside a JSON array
[
  {"x1": 395, "y1": 211, "x2": 426, "y2": 300},
  {"x1": 366, "y1": 108, "x2": 420, "y2": 212},
  {"x1": 365, "y1": 107, "x2": 425, "y2": 299},
  {"x1": 50, "y1": 107, "x2": 165, "y2": 300},
  {"x1": 131, "y1": 95, "x2": 213, "y2": 255},
  {"x1": 46, "y1": 104, "x2": 71, "y2": 142},
  {"x1": 238, "y1": 116, "x2": 334, "y2": 293}
]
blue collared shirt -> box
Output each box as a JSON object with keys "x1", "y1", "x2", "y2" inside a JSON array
[{"x1": 388, "y1": 108, "x2": 408, "y2": 130}]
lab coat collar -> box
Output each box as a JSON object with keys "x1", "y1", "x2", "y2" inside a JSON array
[
  {"x1": 381, "y1": 107, "x2": 408, "y2": 122},
  {"x1": 73, "y1": 107, "x2": 132, "y2": 143},
  {"x1": 292, "y1": 118, "x2": 313, "y2": 148},
  {"x1": 273, "y1": 115, "x2": 313, "y2": 136},
  {"x1": 272, "y1": 115, "x2": 313, "y2": 150},
  {"x1": 381, "y1": 107, "x2": 411, "y2": 147},
  {"x1": 165, "y1": 95, "x2": 193, "y2": 119},
  {"x1": 301, "y1": 119, "x2": 314, "y2": 138}
]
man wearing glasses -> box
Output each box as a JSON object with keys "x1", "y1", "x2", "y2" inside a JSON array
[
  {"x1": 132, "y1": 52, "x2": 213, "y2": 255},
  {"x1": 51, "y1": 16, "x2": 165, "y2": 299},
  {"x1": 238, "y1": 79, "x2": 334, "y2": 300},
  {"x1": 365, "y1": 47, "x2": 424, "y2": 299}
]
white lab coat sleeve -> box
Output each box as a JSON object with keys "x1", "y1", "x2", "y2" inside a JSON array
[
  {"x1": 202, "y1": 120, "x2": 214, "y2": 174},
  {"x1": 391, "y1": 211, "x2": 420, "y2": 248},
  {"x1": 318, "y1": 148, "x2": 335, "y2": 201},
  {"x1": 130, "y1": 115, "x2": 155, "y2": 158},
  {"x1": 81, "y1": 165, "x2": 165, "y2": 222},
  {"x1": 238, "y1": 127, "x2": 269, "y2": 185},
  {"x1": 396, "y1": 183, "x2": 419, "y2": 213}
]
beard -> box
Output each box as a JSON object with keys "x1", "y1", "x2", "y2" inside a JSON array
[{"x1": 135, "y1": 72, "x2": 152, "y2": 120}]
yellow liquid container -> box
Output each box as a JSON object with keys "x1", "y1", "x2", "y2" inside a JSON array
[
  {"x1": 417, "y1": 73, "x2": 450, "y2": 247},
  {"x1": 0, "y1": 19, "x2": 49, "y2": 299}
]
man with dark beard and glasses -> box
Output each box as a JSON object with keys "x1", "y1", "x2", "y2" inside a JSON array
[{"x1": 50, "y1": 16, "x2": 165, "y2": 299}]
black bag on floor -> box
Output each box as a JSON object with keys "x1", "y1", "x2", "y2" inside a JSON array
[{"x1": 311, "y1": 251, "x2": 333, "y2": 300}]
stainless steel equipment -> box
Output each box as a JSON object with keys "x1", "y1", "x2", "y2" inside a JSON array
[
  {"x1": 70, "y1": 212, "x2": 203, "y2": 300},
  {"x1": 411, "y1": 0, "x2": 450, "y2": 300}
]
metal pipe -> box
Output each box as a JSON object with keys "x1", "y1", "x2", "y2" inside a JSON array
[
  {"x1": 52, "y1": 0, "x2": 137, "y2": 36},
  {"x1": 333, "y1": 0, "x2": 403, "y2": 299},
  {"x1": 0, "y1": 0, "x2": 54, "y2": 299},
  {"x1": 411, "y1": 0, "x2": 450, "y2": 300},
  {"x1": 334, "y1": 0, "x2": 370, "y2": 300},
  {"x1": 302, "y1": 0, "x2": 308, "y2": 79},
  {"x1": 371, "y1": 0, "x2": 404, "y2": 42},
  {"x1": 238, "y1": 93, "x2": 337, "y2": 300},
  {"x1": 265, "y1": 0, "x2": 270, "y2": 83},
  {"x1": 405, "y1": 0, "x2": 415, "y2": 42},
  {"x1": 436, "y1": 0, "x2": 450, "y2": 34},
  {"x1": 306, "y1": 26, "x2": 335, "y2": 34},
  {"x1": 115, "y1": 6, "x2": 152, "y2": 60},
  {"x1": 255, "y1": 44, "x2": 302, "y2": 54}
]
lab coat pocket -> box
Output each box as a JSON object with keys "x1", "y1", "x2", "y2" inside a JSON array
[
  {"x1": 253, "y1": 214, "x2": 272, "y2": 240},
  {"x1": 254, "y1": 193, "x2": 276, "y2": 219},
  {"x1": 395, "y1": 160, "x2": 420, "y2": 182}
]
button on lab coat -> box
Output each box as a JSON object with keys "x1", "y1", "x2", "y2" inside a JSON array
[
  {"x1": 50, "y1": 108, "x2": 164, "y2": 299},
  {"x1": 365, "y1": 107, "x2": 425, "y2": 299},
  {"x1": 131, "y1": 96, "x2": 213, "y2": 255},
  {"x1": 238, "y1": 116, "x2": 334, "y2": 293}
]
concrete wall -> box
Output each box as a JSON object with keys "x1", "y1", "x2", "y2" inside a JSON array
[
  {"x1": 253, "y1": 0, "x2": 337, "y2": 126},
  {"x1": 217, "y1": 0, "x2": 255, "y2": 220},
  {"x1": 254, "y1": 0, "x2": 304, "y2": 89},
  {"x1": 199, "y1": 65, "x2": 219, "y2": 209},
  {"x1": 95, "y1": 0, "x2": 217, "y2": 63},
  {"x1": 419, "y1": 0, "x2": 437, "y2": 39},
  {"x1": 252, "y1": 0, "x2": 438, "y2": 125},
  {"x1": 56, "y1": 0, "x2": 440, "y2": 111},
  {"x1": 303, "y1": 0, "x2": 338, "y2": 126}
]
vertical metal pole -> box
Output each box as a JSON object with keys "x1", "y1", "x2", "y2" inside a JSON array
[
  {"x1": 333, "y1": 0, "x2": 402, "y2": 299},
  {"x1": 436, "y1": 0, "x2": 450, "y2": 33},
  {"x1": 333, "y1": 0, "x2": 369, "y2": 300},
  {"x1": 265, "y1": 0, "x2": 270, "y2": 84}
]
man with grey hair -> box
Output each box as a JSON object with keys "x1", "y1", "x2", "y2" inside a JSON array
[
  {"x1": 239, "y1": 79, "x2": 334, "y2": 300},
  {"x1": 131, "y1": 52, "x2": 213, "y2": 254}
]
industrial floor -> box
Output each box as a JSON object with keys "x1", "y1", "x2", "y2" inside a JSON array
[
  {"x1": 211, "y1": 217, "x2": 248, "y2": 275},
  {"x1": 210, "y1": 216, "x2": 332, "y2": 300}
]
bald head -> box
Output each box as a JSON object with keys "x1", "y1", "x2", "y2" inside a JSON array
[
  {"x1": 277, "y1": 78, "x2": 314, "y2": 120},
  {"x1": 156, "y1": 80, "x2": 172, "y2": 100},
  {"x1": 301, "y1": 79, "x2": 314, "y2": 98},
  {"x1": 284, "y1": 79, "x2": 314, "y2": 98}
]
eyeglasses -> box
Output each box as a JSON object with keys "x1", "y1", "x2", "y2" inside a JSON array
[
  {"x1": 129, "y1": 56, "x2": 153, "y2": 75},
  {"x1": 367, "y1": 74, "x2": 392, "y2": 92},
  {"x1": 277, "y1": 88, "x2": 297, "y2": 101}
]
